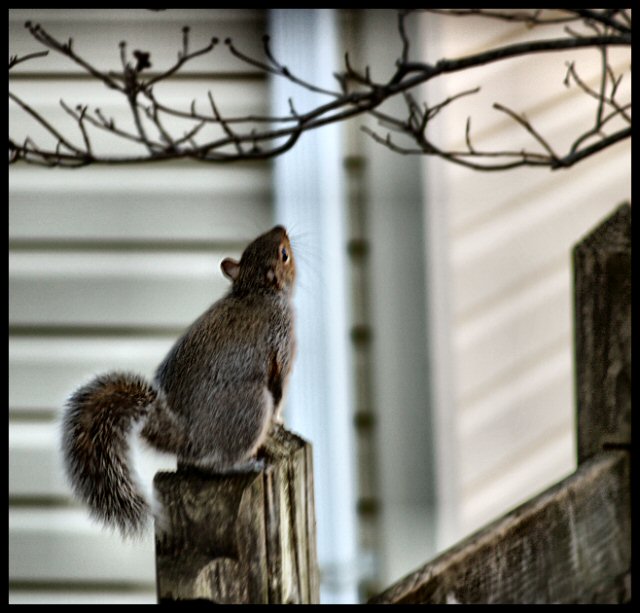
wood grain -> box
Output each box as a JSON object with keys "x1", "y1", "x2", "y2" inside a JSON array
[
  {"x1": 369, "y1": 452, "x2": 630, "y2": 604},
  {"x1": 154, "y1": 425, "x2": 318, "y2": 604},
  {"x1": 573, "y1": 202, "x2": 631, "y2": 463}
]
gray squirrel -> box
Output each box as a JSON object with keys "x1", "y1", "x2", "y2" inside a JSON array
[{"x1": 61, "y1": 226, "x2": 296, "y2": 537}]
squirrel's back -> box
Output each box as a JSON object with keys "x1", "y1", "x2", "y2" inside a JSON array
[{"x1": 155, "y1": 290, "x2": 295, "y2": 463}]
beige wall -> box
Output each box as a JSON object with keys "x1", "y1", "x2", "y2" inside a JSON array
[{"x1": 419, "y1": 11, "x2": 631, "y2": 543}]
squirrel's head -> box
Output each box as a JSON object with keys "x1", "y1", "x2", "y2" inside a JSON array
[{"x1": 221, "y1": 225, "x2": 296, "y2": 296}]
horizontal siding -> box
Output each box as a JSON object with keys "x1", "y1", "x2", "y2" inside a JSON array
[
  {"x1": 454, "y1": 263, "x2": 571, "y2": 398},
  {"x1": 420, "y1": 12, "x2": 631, "y2": 546},
  {"x1": 9, "y1": 250, "x2": 236, "y2": 328},
  {"x1": 10, "y1": 421, "x2": 176, "y2": 498},
  {"x1": 451, "y1": 148, "x2": 631, "y2": 319},
  {"x1": 10, "y1": 423, "x2": 68, "y2": 497},
  {"x1": 458, "y1": 347, "x2": 573, "y2": 487},
  {"x1": 10, "y1": 336, "x2": 175, "y2": 411},
  {"x1": 459, "y1": 425, "x2": 575, "y2": 533},
  {"x1": 9, "y1": 590, "x2": 157, "y2": 605},
  {"x1": 9, "y1": 165, "x2": 270, "y2": 244},
  {"x1": 9, "y1": 508, "x2": 157, "y2": 582},
  {"x1": 9, "y1": 8, "x2": 270, "y2": 604}
]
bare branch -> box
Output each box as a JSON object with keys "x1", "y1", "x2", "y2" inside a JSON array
[
  {"x1": 564, "y1": 61, "x2": 631, "y2": 123},
  {"x1": 595, "y1": 45, "x2": 608, "y2": 131},
  {"x1": 9, "y1": 10, "x2": 631, "y2": 170},
  {"x1": 9, "y1": 49, "x2": 48, "y2": 69},
  {"x1": 89, "y1": 107, "x2": 153, "y2": 145},
  {"x1": 492, "y1": 103, "x2": 559, "y2": 161},
  {"x1": 226, "y1": 34, "x2": 342, "y2": 98},
  {"x1": 144, "y1": 28, "x2": 219, "y2": 88},
  {"x1": 24, "y1": 21, "x2": 124, "y2": 92},
  {"x1": 570, "y1": 103, "x2": 632, "y2": 154},
  {"x1": 143, "y1": 99, "x2": 178, "y2": 152},
  {"x1": 175, "y1": 120, "x2": 206, "y2": 148},
  {"x1": 361, "y1": 125, "x2": 550, "y2": 171},
  {"x1": 397, "y1": 10, "x2": 412, "y2": 64},
  {"x1": 9, "y1": 91, "x2": 83, "y2": 156},
  {"x1": 424, "y1": 9, "x2": 586, "y2": 26},
  {"x1": 555, "y1": 126, "x2": 631, "y2": 168},
  {"x1": 566, "y1": 9, "x2": 632, "y2": 34},
  {"x1": 208, "y1": 91, "x2": 243, "y2": 155},
  {"x1": 59, "y1": 100, "x2": 92, "y2": 155}
]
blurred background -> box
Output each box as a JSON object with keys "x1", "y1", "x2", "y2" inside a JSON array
[{"x1": 9, "y1": 9, "x2": 631, "y2": 604}]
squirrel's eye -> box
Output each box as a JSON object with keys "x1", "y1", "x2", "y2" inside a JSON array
[{"x1": 281, "y1": 247, "x2": 289, "y2": 262}]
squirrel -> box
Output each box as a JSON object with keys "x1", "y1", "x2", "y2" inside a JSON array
[{"x1": 61, "y1": 225, "x2": 296, "y2": 538}]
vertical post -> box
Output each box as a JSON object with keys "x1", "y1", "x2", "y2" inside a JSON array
[
  {"x1": 573, "y1": 202, "x2": 631, "y2": 602},
  {"x1": 154, "y1": 426, "x2": 319, "y2": 604},
  {"x1": 573, "y1": 203, "x2": 631, "y2": 464}
]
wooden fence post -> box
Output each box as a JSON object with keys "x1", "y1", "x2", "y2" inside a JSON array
[
  {"x1": 153, "y1": 425, "x2": 319, "y2": 604},
  {"x1": 574, "y1": 203, "x2": 631, "y2": 464},
  {"x1": 368, "y1": 203, "x2": 631, "y2": 604}
]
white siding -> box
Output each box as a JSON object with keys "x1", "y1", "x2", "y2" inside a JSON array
[
  {"x1": 9, "y1": 8, "x2": 270, "y2": 604},
  {"x1": 419, "y1": 12, "x2": 631, "y2": 543}
]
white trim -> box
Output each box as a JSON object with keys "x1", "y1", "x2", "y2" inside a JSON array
[
  {"x1": 418, "y1": 11, "x2": 461, "y2": 551},
  {"x1": 355, "y1": 9, "x2": 438, "y2": 585},
  {"x1": 268, "y1": 9, "x2": 359, "y2": 604}
]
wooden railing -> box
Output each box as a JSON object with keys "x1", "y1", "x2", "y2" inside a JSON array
[
  {"x1": 153, "y1": 203, "x2": 630, "y2": 604},
  {"x1": 370, "y1": 203, "x2": 631, "y2": 604}
]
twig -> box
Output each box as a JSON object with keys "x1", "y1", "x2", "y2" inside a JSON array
[
  {"x1": 59, "y1": 100, "x2": 92, "y2": 156},
  {"x1": 567, "y1": 9, "x2": 631, "y2": 34},
  {"x1": 397, "y1": 10, "x2": 412, "y2": 64},
  {"x1": 424, "y1": 9, "x2": 585, "y2": 26},
  {"x1": 465, "y1": 117, "x2": 475, "y2": 153},
  {"x1": 25, "y1": 21, "x2": 123, "y2": 92},
  {"x1": 8, "y1": 49, "x2": 49, "y2": 69},
  {"x1": 144, "y1": 28, "x2": 219, "y2": 87},
  {"x1": 9, "y1": 91, "x2": 82, "y2": 155},
  {"x1": 90, "y1": 107, "x2": 153, "y2": 145},
  {"x1": 227, "y1": 35, "x2": 341, "y2": 98},
  {"x1": 208, "y1": 91, "x2": 243, "y2": 155},
  {"x1": 144, "y1": 101, "x2": 178, "y2": 152},
  {"x1": 564, "y1": 61, "x2": 631, "y2": 123},
  {"x1": 174, "y1": 120, "x2": 206, "y2": 147},
  {"x1": 492, "y1": 103, "x2": 559, "y2": 160},
  {"x1": 569, "y1": 103, "x2": 631, "y2": 154}
]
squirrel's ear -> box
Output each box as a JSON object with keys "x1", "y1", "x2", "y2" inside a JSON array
[{"x1": 221, "y1": 258, "x2": 240, "y2": 281}]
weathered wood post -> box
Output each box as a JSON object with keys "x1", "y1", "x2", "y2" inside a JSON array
[
  {"x1": 368, "y1": 203, "x2": 631, "y2": 604},
  {"x1": 574, "y1": 203, "x2": 631, "y2": 464},
  {"x1": 153, "y1": 425, "x2": 319, "y2": 604}
]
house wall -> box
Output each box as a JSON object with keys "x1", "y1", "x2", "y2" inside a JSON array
[{"x1": 9, "y1": 9, "x2": 271, "y2": 604}]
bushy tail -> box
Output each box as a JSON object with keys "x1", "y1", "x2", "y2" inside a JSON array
[{"x1": 62, "y1": 371, "x2": 162, "y2": 538}]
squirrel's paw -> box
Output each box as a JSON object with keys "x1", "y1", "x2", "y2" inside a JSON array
[
  {"x1": 179, "y1": 455, "x2": 266, "y2": 475},
  {"x1": 227, "y1": 457, "x2": 266, "y2": 473}
]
